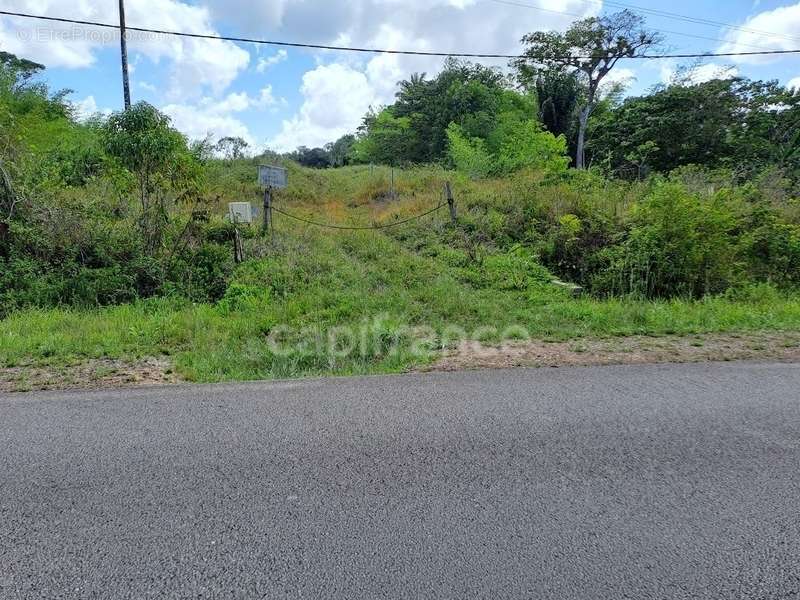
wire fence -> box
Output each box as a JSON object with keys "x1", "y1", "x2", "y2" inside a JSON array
[{"x1": 270, "y1": 203, "x2": 448, "y2": 231}]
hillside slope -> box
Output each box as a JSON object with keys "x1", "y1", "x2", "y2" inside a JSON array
[{"x1": 3, "y1": 164, "x2": 800, "y2": 390}]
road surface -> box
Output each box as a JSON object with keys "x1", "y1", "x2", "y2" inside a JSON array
[{"x1": 1, "y1": 362, "x2": 799, "y2": 599}]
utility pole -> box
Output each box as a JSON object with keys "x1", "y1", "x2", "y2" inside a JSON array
[{"x1": 118, "y1": 0, "x2": 131, "y2": 110}]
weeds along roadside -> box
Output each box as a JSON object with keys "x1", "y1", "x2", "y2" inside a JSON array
[{"x1": 3, "y1": 161, "x2": 800, "y2": 381}]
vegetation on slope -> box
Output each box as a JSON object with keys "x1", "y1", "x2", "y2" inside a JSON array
[{"x1": 1, "y1": 7, "x2": 800, "y2": 386}]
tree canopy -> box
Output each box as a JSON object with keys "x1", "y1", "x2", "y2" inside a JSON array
[
  {"x1": 588, "y1": 78, "x2": 800, "y2": 180},
  {"x1": 352, "y1": 59, "x2": 511, "y2": 165},
  {"x1": 514, "y1": 10, "x2": 662, "y2": 169}
]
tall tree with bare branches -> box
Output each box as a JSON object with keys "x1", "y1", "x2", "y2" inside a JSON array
[{"x1": 514, "y1": 10, "x2": 662, "y2": 169}]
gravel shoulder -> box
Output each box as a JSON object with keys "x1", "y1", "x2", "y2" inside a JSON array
[{"x1": 2, "y1": 330, "x2": 799, "y2": 393}]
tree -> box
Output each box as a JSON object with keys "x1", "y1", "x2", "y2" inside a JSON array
[
  {"x1": 514, "y1": 10, "x2": 661, "y2": 169},
  {"x1": 530, "y1": 68, "x2": 583, "y2": 163},
  {"x1": 588, "y1": 77, "x2": 800, "y2": 180},
  {"x1": 352, "y1": 59, "x2": 509, "y2": 165},
  {"x1": 102, "y1": 102, "x2": 195, "y2": 248},
  {"x1": 535, "y1": 69, "x2": 581, "y2": 137},
  {"x1": 292, "y1": 146, "x2": 331, "y2": 168},
  {"x1": 0, "y1": 51, "x2": 44, "y2": 85},
  {"x1": 327, "y1": 134, "x2": 356, "y2": 167},
  {"x1": 352, "y1": 109, "x2": 418, "y2": 165},
  {"x1": 446, "y1": 115, "x2": 569, "y2": 179},
  {"x1": 215, "y1": 136, "x2": 249, "y2": 161}
]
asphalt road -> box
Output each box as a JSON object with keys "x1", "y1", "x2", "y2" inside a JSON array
[{"x1": 1, "y1": 362, "x2": 799, "y2": 599}]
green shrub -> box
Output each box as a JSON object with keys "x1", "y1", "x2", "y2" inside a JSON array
[
  {"x1": 166, "y1": 243, "x2": 232, "y2": 302},
  {"x1": 739, "y1": 208, "x2": 800, "y2": 286},
  {"x1": 446, "y1": 123, "x2": 495, "y2": 179},
  {"x1": 481, "y1": 248, "x2": 552, "y2": 290},
  {"x1": 446, "y1": 119, "x2": 569, "y2": 179},
  {"x1": 595, "y1": 183, "x2": 742, "y2": 298},
  {"x1": 216, "y1": 283, "x2": 270, "y2": 314}
]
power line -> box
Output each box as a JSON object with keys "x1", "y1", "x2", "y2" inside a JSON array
[
  {"x1": 2, "y1": 10, "x2": 800, "y2": 60},
  {"x1": 271, "y1": 204, "x2": 447, "y2": 230},
  {"x1": 487, "y1": 0, "x2": 777, "y2": 52},
  {"x1": 0, "y1": 11, "x2": 518, "y2": 58},
  {"x1": 596, "y1": 0, "x2": 800, "y2": 45},
  {"x1": 489, "y1": 0, "x2": 800, "y2": 46}
]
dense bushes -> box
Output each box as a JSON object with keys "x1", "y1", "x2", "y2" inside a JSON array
[
  {"x1": 446, "y1": 118, "x2": 569, "y2": 178},
  {"x1": 587, "y1": 78, "x2": 800, "y2": 181},
  {"x1": 0, "y1": 57, "x2": 234, "y2": 316},
  {"x1": 0, "y1": 214, "x2": 236, "y2": 314},
  {"x1": 595, "y1": 184, "x2": 742, "y2": 297},
  {"x1": 2, "y1": 50, "x2": 799, "y2": 320},
  {"x1": 386, "y1": 167, "x2": 799, "y2": 300}
]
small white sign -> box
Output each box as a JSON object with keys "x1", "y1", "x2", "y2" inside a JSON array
[
  {"x1": 228, "y1": 202, "x2": 253, "y2": 224},
  {"x1": 258, "y1": 164, "x2": 288, "y2": 189}
]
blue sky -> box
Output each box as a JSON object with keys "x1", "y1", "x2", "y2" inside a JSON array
[{"x1": 1, "y1": 0, "x2": 799, "y2": 152}]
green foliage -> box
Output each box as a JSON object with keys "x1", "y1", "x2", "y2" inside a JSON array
[
  {"x1": 494, "y1": 118, "x2": 569, "y2": 175},
  {"x1": 0, "y1": 62, "x2": 226, "y2": 315},
  {"x1": 353, "y1": 59, "x2": 508, "y2": 165},
  {"x1": 446, "y1": 116, "x2": 569, "y2": 178},
  {"x1": 102, "y1": 103, "x2": 199, "y2": 206},
  {"x1": 739, "y1": 206, "x2": 800, "y2": 286},
  {"x1": 589, "y1": 78, "x2": 800, "y2": 180},
  {"x1": 3, "y1": 41, "x2": 800, "y2": 388},
  {"x1": 215, "y1": 136, "x2": 249, "y2": 161},
  {"x1": 352, "y1": 109, "x2": 418, "y2": 165},
  {"x1": 446, "y1": 124, "x2": 495, "y2": 178},
  {"x1": 533, "y1": 68, "x2": 582, "y2": 153},
  {"x1": 595, "y1": 183, "x2": 742, "y2": 298},
  {"x1": 481, "y1": 249, "x2": 553, "y2": 290},
  {"x1": 327, "y1": 134, "x2": 357, "y2": 167},
  {"x1": 514, "y1": 10, "x2": 662, "y2": 169},
  {"x1": 216, "y1": 283, "x2": 271, "y2": 314}
]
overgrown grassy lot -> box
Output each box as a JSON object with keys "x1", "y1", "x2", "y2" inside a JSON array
[{"x1": 3, "y1": 163, "x2": 800, "y2": 384}]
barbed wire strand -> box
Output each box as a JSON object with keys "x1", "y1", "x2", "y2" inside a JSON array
[
  {"x1": 2, "y1": 11, "x2": 800, "y2": 59},
  {"x1": 271, "y1": 204, "x2": 448, "y2": 230}
]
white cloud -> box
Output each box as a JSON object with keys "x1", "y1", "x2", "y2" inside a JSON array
[
  {"x1": 788, "y1": 76, "x2": 800, "y2": 91},
  {"x1": 719, "y1": 2, "x2": 800, "y2": 64},
  {"x1": 600, "y1": 67, "x2": 636, "y2": 95},
  {"x1": 2, "y1": 0, "x2": 609, "y2": 150},
  {"x1": 72, "y1": 96, "x2": 112, "y2": 121},
  {"x1": 202, "y1": 0, "x2": 597, "y2": 51},
  {"x1": 0, "y1": 0, "x2": 249, "y2": 98},
  {"x1": 660, "y1": 62, "x2": 739, "y2": 85},
  {"x1": 163, "y1": 87, "x2": 283, "y2": 145},
  {"x1": 268, "y1": 63, "x2": 378, "y2": 151},
  {"x1": 260, "y1": 0, "x2": 601, "y2": 150},
  {"x1": 256, "y1": 50, "x2": 288, "y2": 73}
]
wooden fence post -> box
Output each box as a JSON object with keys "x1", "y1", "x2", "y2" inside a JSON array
[
  {"x1": 231, "y1": 212, "x2": 244, "y2": 263},
  {"x1": 262, "y1": 187, "x2": 272, "y2": 236},
  {"x1": 233, "y1": 226, "x2": 244, "y2": 263},
  {"x1": 444, "y1": 182, "x2": 457, "y2": 224}
]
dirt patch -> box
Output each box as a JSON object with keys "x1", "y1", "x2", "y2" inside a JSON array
[
  {"x1": 421, "y1": 331, "x2": 800, "y2": 372},
  {"x1": 0, "y1": 357, "x2": 181, "y2": 393}
]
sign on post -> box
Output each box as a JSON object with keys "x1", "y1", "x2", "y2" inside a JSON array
[
  {"x1": 228, "y1": 202, "x2": 253, "y2": 224},
  {"x1": 258, "y1": 165, "x2": 288, "y2": 189}
]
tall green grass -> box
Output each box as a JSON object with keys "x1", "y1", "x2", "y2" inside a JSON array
[
  {"x1": 3, "y1": 212, "x2": 800, "y2": 381},
  {"x1": 4, "y1": 163, "x2": 800, "y2": 382}
]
